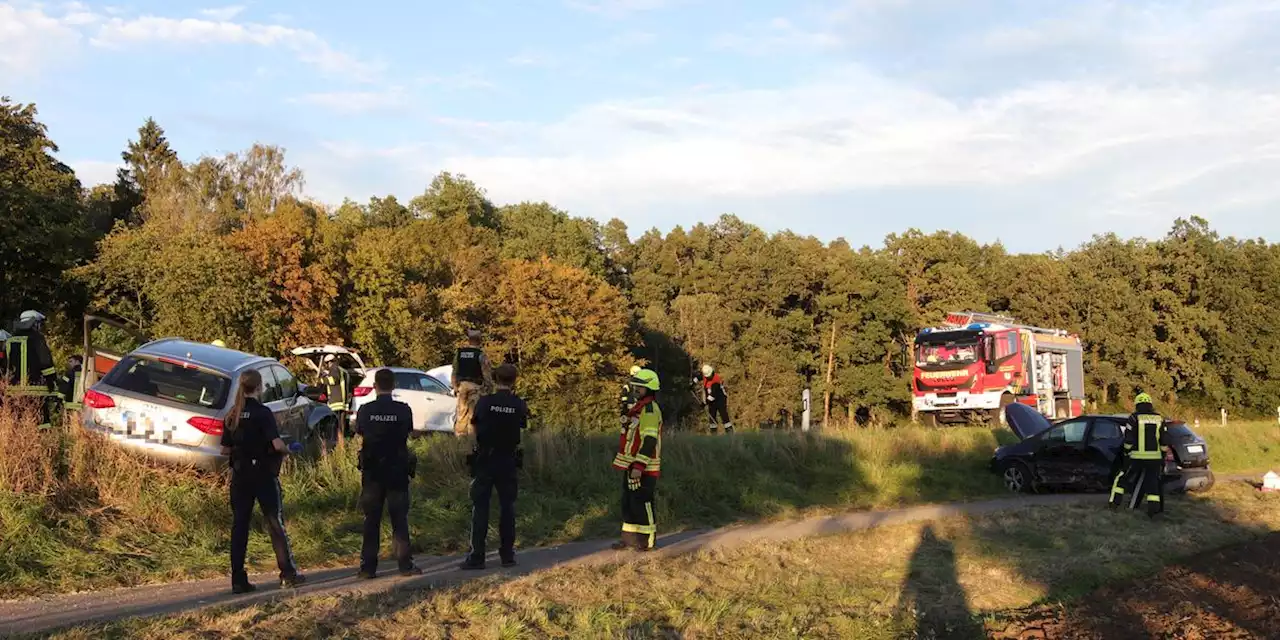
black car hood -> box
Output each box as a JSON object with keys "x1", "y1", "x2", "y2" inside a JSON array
[{"x1": 1006, "y1": 403, "x2": 1052, "y2": 440}]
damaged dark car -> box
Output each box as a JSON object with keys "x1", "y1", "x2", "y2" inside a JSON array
[{"x1": 990, "y1": 404, "x2": 1215, "y2": 495}]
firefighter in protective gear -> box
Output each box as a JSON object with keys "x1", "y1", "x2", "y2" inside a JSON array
[
  {"x1": 452, "y1": 330, "x2": 493, "y2": 438},
  {"x1": 612, "y1": 368, "x2": 662, "y2": 552},
  {"x1": 11, "y1": 311, "x2": 58, "y2": 427},
  {"x1": 323, "y1": 355, "x2": 352, "y2": 436},
  {"x1": 698, "y1": 364, "x2": 734, "y2": 434},
  {"x1": 1109, "y1": 392, "x2": 1170, "y2": 516}
]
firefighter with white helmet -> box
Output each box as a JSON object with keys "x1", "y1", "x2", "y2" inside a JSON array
[
  {"x1": 10, "y1": 311, "x2": 58, "y2": 427},
  {"x1": 323, "y1": 354, "x2": 353, "y2": 436},
  {"x1": 697, "y1": 363, "x2": 734, "y2": 434}
]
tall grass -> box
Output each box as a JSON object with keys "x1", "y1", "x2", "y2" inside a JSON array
[{"x1": 3, "y1": 391, "x2": 1279, "y2": 598}]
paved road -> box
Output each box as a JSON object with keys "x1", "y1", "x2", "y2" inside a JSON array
[{"x1": 0, "y1": 480, "x2": 1248, "y2": 637}]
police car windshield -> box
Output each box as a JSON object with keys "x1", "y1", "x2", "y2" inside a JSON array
[{"x1": 102, "y1": 356, "x2": 231, "y2": 409}]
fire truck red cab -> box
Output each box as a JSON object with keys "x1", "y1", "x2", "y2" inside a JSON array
[{"x1": 912, "y1": 311, "x2": 1085, "y2": 426}]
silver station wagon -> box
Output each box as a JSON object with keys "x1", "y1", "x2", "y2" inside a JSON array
[{"x1": 81, "y1": 338, "x2": 336, "y2": 469}]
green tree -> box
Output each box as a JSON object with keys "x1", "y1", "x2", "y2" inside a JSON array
[{"x1": 0, "y1": 97, "x2": 90, "y2": 323}]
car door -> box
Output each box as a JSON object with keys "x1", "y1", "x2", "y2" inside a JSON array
[
  {"x1": 392, "y1": 371, "x2": 431, "y2": 431},
  {"x1": 271, "y1": 364, "x2": 307, "y2": 441},
  {"x1": 1036, "y1": 418, "x2": 1090, "y2": 485},
  {"x1": 255, "y1": 366, "x2": 293, "y2": 444},
  {"x1": 1085, "y1": 417, "x2": 1125, "y2": 486},
  {"x1": 417, "y1": 373, "x2": 456, "y2": 431}
]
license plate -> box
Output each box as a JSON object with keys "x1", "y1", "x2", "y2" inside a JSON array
[{"x1": 1186, "y1": 445, "x2": 1204, "y2": 453}]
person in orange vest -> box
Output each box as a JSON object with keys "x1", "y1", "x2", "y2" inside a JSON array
[{"x1": 612, "y1": 368, "x2": 663, "y2": 551}]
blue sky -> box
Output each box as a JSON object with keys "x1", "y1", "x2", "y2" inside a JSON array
[{"x1": 4, "y1": 0, "x2": 1280, "y2": 252}]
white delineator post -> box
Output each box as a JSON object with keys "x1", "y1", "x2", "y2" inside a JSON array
[
  {"x1": 1221, "y1": 408, "x2": 1227, "y2": 426},
  {"x1": 802, "y1": 389, "x2": 811, "y2": 432}
]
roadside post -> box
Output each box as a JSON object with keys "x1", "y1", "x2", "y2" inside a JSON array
[
  {"x1": 1221, "y1": 408, "x2": 1227, "y2": 426},
  {"x1": 802, "y1": 389, "x2": 811, "y2": 432}
]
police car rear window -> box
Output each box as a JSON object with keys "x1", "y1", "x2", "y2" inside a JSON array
[{"x1": 102, "y1": 356, "x2": 231, "y2": 409}]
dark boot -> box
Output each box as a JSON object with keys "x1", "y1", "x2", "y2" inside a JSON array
[{"x1": 611, "y1": 532, "x2": 636, "y2": 551}]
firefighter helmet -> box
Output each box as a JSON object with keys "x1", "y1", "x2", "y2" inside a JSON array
[
  {"x1": 17, "y1": 310, "x2": 46, "y2": 329},
  {"x1": 629, "y1": 368, "x2": 660, "y2": 392},
  {"x1": 1134, "y1": 392, "x2": 1153, "y2": 405},
  {"x1": 701, "y1": 364, "x2": 714, "y2": 378}
]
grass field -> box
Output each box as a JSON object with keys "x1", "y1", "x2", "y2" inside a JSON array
[
  {"x1": 42, "y1": 482, "x2": 1280, "y2": 639},
  {"x1": 3, "y1": 391, "x2": 1279, "y2": 599}
]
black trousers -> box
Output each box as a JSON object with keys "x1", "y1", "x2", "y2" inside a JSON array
[
  {"x1": 230, "y1": 471, "x2": 298, "y2": 584},
  {"x1": 621, "y1": 472, "x2": 658, "y2": 549},
  {"x1": 707, "y1": 400, "x2": 732, "y2": 430},
  {"x1": 360, "y1": 477, "x2": 413, "y2": 572},
  {"x1": 469, "y1": 457, "x2": 518, "y2": 563},
  {"x1": 1110, "y1": 458, "x2": 1165, "y2": 515}
]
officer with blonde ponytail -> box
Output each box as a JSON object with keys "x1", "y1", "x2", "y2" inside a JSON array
[{"x1": 220, "y1": 369, "x2": 306, "y2": 593}]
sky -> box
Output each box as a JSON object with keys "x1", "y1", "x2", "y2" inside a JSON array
[{"x1": 3, "y1": 0, "x2": 1280, "y2": 253}]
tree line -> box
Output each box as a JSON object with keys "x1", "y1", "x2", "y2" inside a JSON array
[{"x1": 5, "y1": 96, "x2": 1279, "y2": 430}]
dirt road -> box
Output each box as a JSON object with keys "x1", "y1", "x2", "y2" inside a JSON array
[{"x1": 0, "y1": 492, "x2": 1102, "y2": 636}]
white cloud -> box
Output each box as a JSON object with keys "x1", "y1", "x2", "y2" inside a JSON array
[
  {"x1": 68, "y1": 159, "x2": 123, "y2": 187},
  {"x1": 565, "y1": 0, "x2": 674, "y2": 18},
  {"x1": 712, "y1": 17, "x2": 842, "y2": 55},
  {"x1": 198, "y1": 5, "x2": 245, "y2": 22},
  {"x1": 421, "y1": 64, "x2": 1280, "y2": 233},
  {"x1": 0, "y1": 3, "x2": 380, "y2": 80},
  {"x1": 291, "y1": 87, "x2": 409, "y2": 114},
  {"x1": 506, "y1": 51, "x2": 555, "y2": 67},
  {"x1": 0, "y1": 3, "x2": 84, "y2": 77}
]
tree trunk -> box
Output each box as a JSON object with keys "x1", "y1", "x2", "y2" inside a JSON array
[{"x1": 823, "y1": 321, "x2": 837, "y2": 426}]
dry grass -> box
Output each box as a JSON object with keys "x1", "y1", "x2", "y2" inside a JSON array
[
  {"x1": 50, "y1": 482, "x2": 1280, "y2": 640},
  {"x1": 5, "y1": 387, "x2": 1279, "y2": 601}
]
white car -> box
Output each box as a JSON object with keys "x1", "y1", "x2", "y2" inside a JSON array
[
  {"x1": 292, "y1": 346, "x2": 456, "y2": 434},
  {"x1": 351, "y1": 367, "x2": 457, "y2": 434}
]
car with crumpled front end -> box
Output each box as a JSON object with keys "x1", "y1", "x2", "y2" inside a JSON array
[
  {"x1": 80, "y1": 338, "x2": 335, "y2": 469},
  {"x1": 990, "y1": 403, "x2": 1214, "y2": 495}
]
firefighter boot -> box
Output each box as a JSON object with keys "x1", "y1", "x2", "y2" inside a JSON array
[
  {"x1": 611, "y1": 532, "x2": 638, "y2": 551},
  {"x1": 724, "y1": 422, "x2": 734, "y2": 434}
]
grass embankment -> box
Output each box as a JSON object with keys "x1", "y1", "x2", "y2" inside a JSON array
[
  {"x1": 44, "y1": 482, "x2": 1280, "y2": 639},
  {"x1": 3, "y1": 389, "x2": 1278, "y2": 599}
]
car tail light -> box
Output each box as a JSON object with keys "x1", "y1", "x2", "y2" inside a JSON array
[
  {"x1": 353, "y1": 387, "x2": 372, "y2": 397},
  {"x1": 188, "y1": 416, "x2": 225, "y2": 436},
  {"x1": 84, "y1": 389, "x2": 115, "y2": 409}
]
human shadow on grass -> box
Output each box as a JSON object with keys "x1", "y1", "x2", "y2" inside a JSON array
[{"x1": 894, "y1": 525, "x2": 984, "y2": 640}]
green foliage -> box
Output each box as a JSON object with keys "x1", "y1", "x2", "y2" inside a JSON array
[
  {"x1": 13, "y1": 97, "x2": 1280, "y2": 424},
  {"x1": 0, "y1": 97, "x2": 91, "y2": 323}
]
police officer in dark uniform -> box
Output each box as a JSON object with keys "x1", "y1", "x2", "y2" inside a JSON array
[
  {"x1": 355, "y1": 368, "x2": 422, "y2": 579},
  {"x1": 460, "y1": 364, "x2": 527, "y2": 570},
  {"x1": 220, "y1": 369, "x2": 305, "y2": 593}
]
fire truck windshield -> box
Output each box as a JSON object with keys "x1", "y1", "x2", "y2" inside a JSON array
[{"x1": 916, "y1": 341, "x2": 979, "y2": 367}]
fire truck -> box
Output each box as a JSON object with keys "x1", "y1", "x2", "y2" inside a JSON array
[{"x1": 912, "y1": 311, "x2": 1084, "y2": 426}]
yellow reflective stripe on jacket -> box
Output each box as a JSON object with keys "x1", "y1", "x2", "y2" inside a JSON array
[{"x1": 1131, "y1": 414, "x2": 1164, "y2": 460}]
